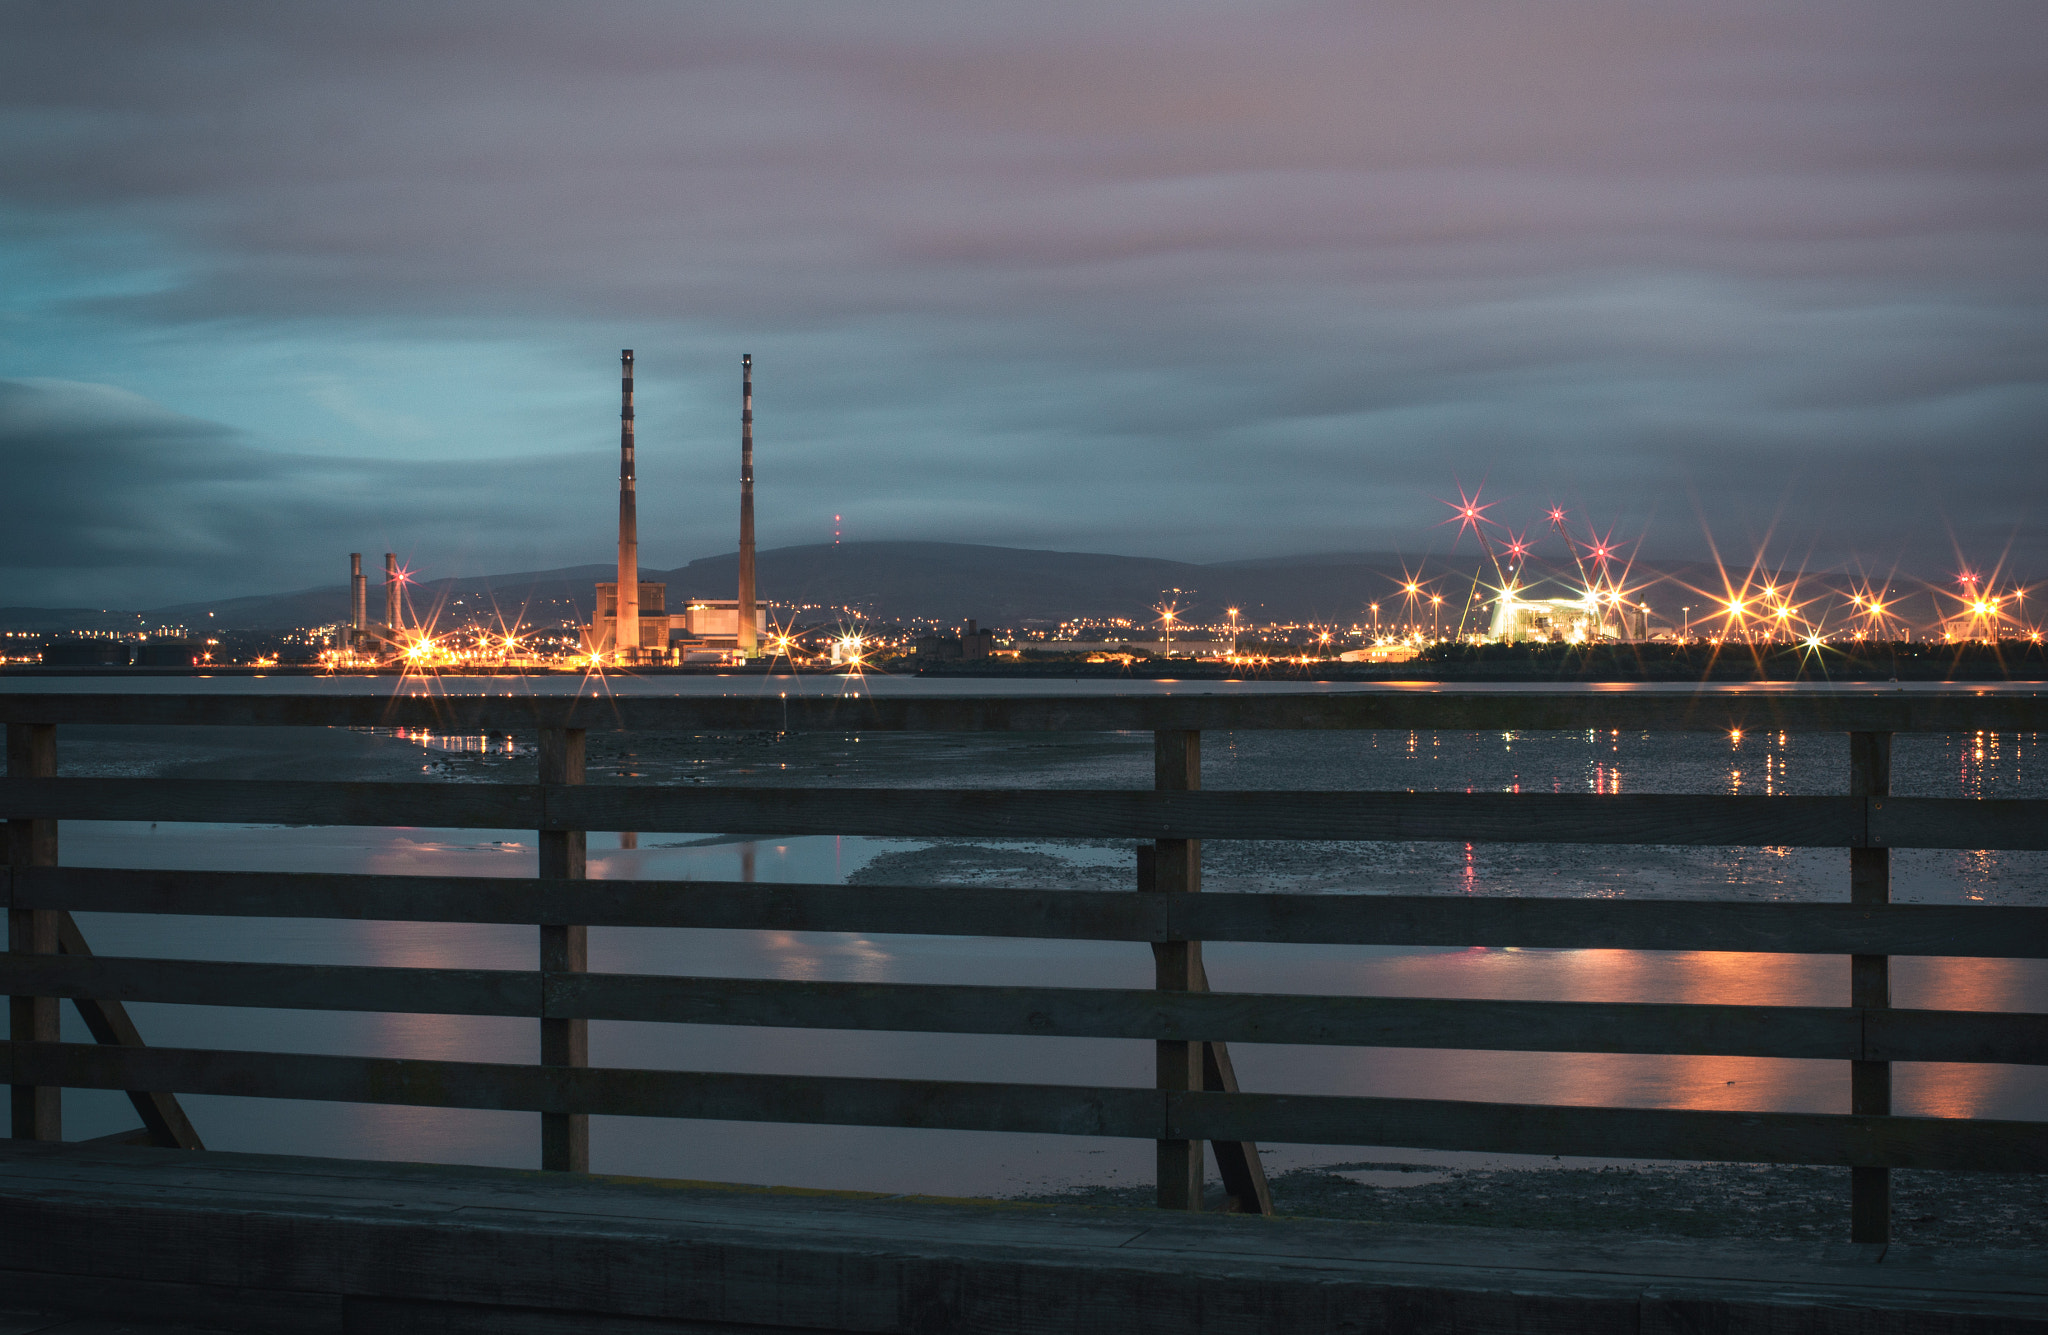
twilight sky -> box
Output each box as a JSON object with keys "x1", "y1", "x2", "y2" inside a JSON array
[{"x1": 3, "y1": 2, "x2": 2044, "y2": 606}]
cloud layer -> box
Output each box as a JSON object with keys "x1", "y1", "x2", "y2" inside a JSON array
[
  {"x1": 2, "y1": 2, "x2": 2043, "y2": 603},
  {"x1": 0, "y1": 378, "x2": 606, "y2": 606}
]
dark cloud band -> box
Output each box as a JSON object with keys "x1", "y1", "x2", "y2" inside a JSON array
[{"x1": 0, "y1": 3, "x2": 2041, "y2": 604}]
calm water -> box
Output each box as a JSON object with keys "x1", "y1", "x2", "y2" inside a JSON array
[{"x1": 17, "y1": 675, "x2": 2046, "y2": 1194}]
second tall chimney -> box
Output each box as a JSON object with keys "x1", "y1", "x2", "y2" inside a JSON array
[
  {"x1": 384, "y1": 553, "x2": 400, "y2": 638},
  {"x1": 350, "y1": 553, "x2": 365, "y2": 648},
  {"x1": 616, "y1": 349, "x2": 640, "y2": 662},
  {"x1": 738, "y1": 353, "x2": 756, "y2": 656}
]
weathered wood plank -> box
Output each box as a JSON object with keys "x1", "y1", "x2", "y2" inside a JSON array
[
  {"x1": 0, "y1": 777, "x2": 540, "y2": 828},
  {"x1": 547, "y1": 788, "x2": 1882, "y2": 846},
  {"x1": 5, "y1": 689, "x2": 2046, "y2": 734},
  {"x1": 7, "y1": 778, "x2": 2040, "y2": 849},
  {"x1": 7, "y1": 1040, "x2": 2041, "y2": 1170},
  {"x1": 0, "y1": 955, "x2": 537, "y2": 1017},
  {"x1": 17, "y1": 867, "x2": 2047, "y2": 958},
  {"x1": 1154, "y1": 892, "x2": 2048, "y2": 958},
  {"x1": 1869, "y1": 797, "x2": 2047, "y2": 850},
  {"x1": 7, "y1": 778, "x2": 2044, "y2": 850},
  {"x1": 1865, "y1": 1008, "x2": 2048, "y2": 1065},
  {"x1": 2, "y1": 958, "x2": 2039, "y2": 1064},
  {"x1": 17, "y1": 866, "x2": 552, "y2": 925},
  {"x1": 555, "y1": 976, "x2": 2047, "y2": 1066},
  {"x1": 2, "y1": 1040, "x2": 1155, "y2": 1137}
]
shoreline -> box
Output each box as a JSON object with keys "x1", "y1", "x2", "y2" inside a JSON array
[
  {"x1": 5, "y1": 662, "x2": 2046, "y2": 683},
  {"x1": 1016, "y1": 1161, "x2": 2048, "y2": 1249}
]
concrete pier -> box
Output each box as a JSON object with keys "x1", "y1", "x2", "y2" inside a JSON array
[{"x1": 0, "y1": 1142, "x2": 2042, "y2": 1334}]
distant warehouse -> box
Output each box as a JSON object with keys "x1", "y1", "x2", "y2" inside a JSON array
[
  {"x1": 915, "y1": 621, "x2": 998, "y2": 661},
  {"x1": 39, "y1": 639, "x2": 131, "y2": 667},
  {"x1": 1029, "y1": 635, "x2": 1226, "y2": 659},
  {"x1": 37, "y1": 638, "x2": 200, "y2": 667}
]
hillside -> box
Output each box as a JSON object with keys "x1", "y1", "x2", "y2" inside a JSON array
[{"x1": 0, "y1": 543, "x2": 1906, "y2": 632}]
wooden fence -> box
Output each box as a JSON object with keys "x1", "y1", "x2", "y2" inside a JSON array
[{"x1": 4, "y1": 689, "x2": 2046, "y2": 1243}]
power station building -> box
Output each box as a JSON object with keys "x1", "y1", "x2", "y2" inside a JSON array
[
  {"x1": 589, "y1": 585, "x2": 766, "y2": 657},
  {"x1": 584, "y1": 350, "x2": 766, "y2": 663},
  {"x1": 339, "y1": 551, "x2": 408, "y2": 654}
]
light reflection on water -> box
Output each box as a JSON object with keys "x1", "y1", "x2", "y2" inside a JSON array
[
  {"x1": 362, "y1": 727, "x2": 526, "y2": 756},
  {"x1": 32, "y1": 680, "x2": 2047, "y2": 1194}
]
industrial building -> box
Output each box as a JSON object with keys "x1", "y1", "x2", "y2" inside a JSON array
[
  {"x1": 915, "y1": 620, "x2": 997, "y2": 661},
  {"x1": 39, "y1": 640, "x2": 132, "y2": 667},
  {"x1": 589, "y1": 585, "x2": 766, "y2": 657},
  {"x1": 1486, "y1": 579, "x2": 1651, "y2": 643},
  {"x1": 584, "y1": 350, "x2": 767, "y2": 664},
  {"x1": 318, "y1": 351, "x2": 770, "y2": 670},
  {"x1": 589, "y1": 580, "x2": 667, "y2": 657},
  {"x1": 135, "y1": 639, "x2": 199, "y2": 667},
  {"x1": 1029, "y1": 634, "x2": 1225, "y2": 658},
  {"x1": 675, "y1": 598, "x2": 767, "y2": 650},
  {"x1": 337, "y1": 551, "x2": 409, "y2": 655}
]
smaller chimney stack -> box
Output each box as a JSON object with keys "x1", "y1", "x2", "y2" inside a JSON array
[
  {"x1": 738, "y1": 353, "x2": 756, "y2": 656},
  {"x1": 616, "y1": 349, "x2": 639, "y2": 661},
  {"x1": 350, "y1": 554, "x2": 365, "y2": 648},
  {"x1": 385, "y1": 553, "x2": 400, "y2": 637}
]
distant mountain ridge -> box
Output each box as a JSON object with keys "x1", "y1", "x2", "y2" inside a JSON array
[{"x1": 0, "y1": 541, "x2": 1909, "y2": 632}]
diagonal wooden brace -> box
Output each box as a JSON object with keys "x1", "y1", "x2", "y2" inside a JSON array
[
  {"x1": 1139, "y1": 841, "x2": 1272, "y2": 1215},
  {"x1": 56, "y1": 912, "x2": 204, "y2": 1150},
  {"x1": 1192, "y1": 961, "x2": 1274, "y2": 1216}
]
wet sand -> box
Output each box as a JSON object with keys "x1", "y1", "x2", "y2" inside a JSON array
[{"x1": 1024, "y1": 1163, "x2": 2048, "y2": 1249}]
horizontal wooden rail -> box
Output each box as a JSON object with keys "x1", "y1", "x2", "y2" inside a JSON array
[
  {"x1": 6, "y1": 779, "x2": 2046, "y2": 849},
  {"x1": 557, "y1": 976, "x2": 2041, "y2": 1066},
  {"x1": 4, "y1": 956, "x2": 2042, "y2": 1064},
  {"x1": 4, "y1": 689, "x2": 2046, "y2": 734},
  {"x1": 5, "y1": 691, "x2": 2043, "y2": 1223},
  {"x1": 6, "y1": 1040, "x2": 2041, "y2": 1171},
  {"x1": 0, "y1": 777, "x2": 539, "y2": 829},
  {"x1": 12, "y1": 868, "x2": 2046, "y2": 957},
  {"x1": 2, "y1": 955, "x2": 537, "y2": 1017}
]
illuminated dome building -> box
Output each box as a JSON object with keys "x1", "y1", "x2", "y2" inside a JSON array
[{"x1": 1487, "y1": 578, "x2": 1649, "y2": 643}]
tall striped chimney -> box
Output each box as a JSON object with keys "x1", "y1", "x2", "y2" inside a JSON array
[
  {"x1": 738, "y1": 353, "x2": 756, "y2": 656},
  {"x1": 384, "y1": 553, "x2": 400, "y2": 636},
  {"x1": 616, "y1": 349, "x2": 639, "y2": 662},
  {"x1": 349, "y1": 553, "x2": 365, "y2": 647}
]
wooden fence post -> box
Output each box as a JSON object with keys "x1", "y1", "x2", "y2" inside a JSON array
[
  {"x1": 1149, "y1": 730, "x2": 1204, "y2": 1209},
  {"x1": 1139, "y1": 842, "x2": 1275, "y2": 1214},
  {"x1": 1849, "y1": 731, "x2": 1891, "y2": 1243},
  {"x1": 8, "y1": 723, "x2": 60, "y2": 1141},
  {"x1": 539, "y1": 726, "x2": 588, "y2": 1172}
]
